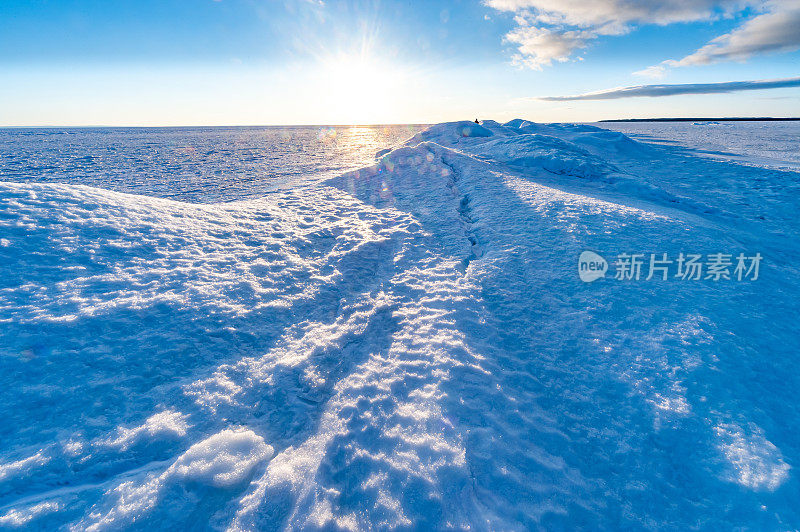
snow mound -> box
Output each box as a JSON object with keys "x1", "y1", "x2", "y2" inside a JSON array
[
  {"x1": 405, "y1": 120, "x2": 493, "y2": 146},
  {"x1": 387, "y1": 119, "x2": 708, "y2": 217},
  {"x1": 402, "y1": 118, "x2": 647, "y2": 162},
  {"x1": 502, "y1": 118, "x2": 535, "y2": 129}
]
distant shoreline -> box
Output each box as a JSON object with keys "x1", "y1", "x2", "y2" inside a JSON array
[{"x1": 600, "y1": 117, "x2": 800, "y2": 122}]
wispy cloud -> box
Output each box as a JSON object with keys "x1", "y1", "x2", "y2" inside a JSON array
[
  {"x1": 668, "y1": 0, "x2": 800, "y2": 66},
  {"x1": 539, "y1": 77, "x2": 800, "y2": 101},
  {"x1": 633, "y1": 65, "x2": 667, "y2": 79}
]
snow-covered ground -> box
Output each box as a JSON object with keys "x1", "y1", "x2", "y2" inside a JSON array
[
  {"x1": 599, "y1": 120, "x2": 800, "y2": 171},
  {"x1": 2, "y1": 120, "x2": 799, "y2": 529}
]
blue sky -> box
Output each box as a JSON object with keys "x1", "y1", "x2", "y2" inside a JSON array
[{"x1": 1, "y1": 0, "x2": 798, "y2": 125}]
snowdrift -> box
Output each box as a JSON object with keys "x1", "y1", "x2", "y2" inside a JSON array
[{"x1": 2, "y1": 120, "x2": 800, "y2": 530}]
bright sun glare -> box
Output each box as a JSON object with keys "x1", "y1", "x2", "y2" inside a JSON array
[{"x1": 321, "y1": 55, "x2": 404, "y2": 125}]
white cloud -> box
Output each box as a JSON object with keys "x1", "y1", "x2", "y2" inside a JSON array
[
  {"x1": 493, "y1": 0, "x2": 749, "y2": 26},
  {"x1": 486, "y1": 0, "x2": 798, "y2": 70},
  {"x1": 505, "y1": 26, "x2": 592, "y2": 69}
]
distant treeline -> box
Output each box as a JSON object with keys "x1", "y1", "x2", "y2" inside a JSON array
[{"x1": 600, "y1": 117, "x2": 800, "y2": 122}]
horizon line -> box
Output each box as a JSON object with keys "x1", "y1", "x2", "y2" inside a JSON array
[
  {"x1": 0, "y1": 122, "x2": 435, "y2": 129},
  {"x1": 2, "y1": 116, "x2": 799, "y2": 128}
]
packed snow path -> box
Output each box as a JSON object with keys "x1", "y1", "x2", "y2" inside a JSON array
[{"x1": 1, "y1": 120, "x2": 799, "y2": 529}]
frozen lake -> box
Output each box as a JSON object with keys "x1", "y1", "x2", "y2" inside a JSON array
[{"x1": 0, "y1": 125, "x2": 426, "y2": 202}]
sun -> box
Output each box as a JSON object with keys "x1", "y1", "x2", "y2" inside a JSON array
[{"x1": 320, "y1": 54, "x2": 404, "y2": 125}]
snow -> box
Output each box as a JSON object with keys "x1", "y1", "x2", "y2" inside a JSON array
[
  {"x1": 102, "y1": 411, "x2": 190, "y2": 451},
  {"x1": 599, "y1": 120, "x2": 800, "y2": 171},
  {"x1": 0, "y1": 126, "x2": 427, "y2": 203},
  {"x1": 70, "y1": 429, "x2": 272, "y2": 531},
  {"x1": 1, "y1": 120, "x2": 800, "y2": 529}
]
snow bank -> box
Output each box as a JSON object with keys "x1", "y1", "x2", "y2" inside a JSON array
[{"x1": 2, "y1": 119, "x2": 800, "y2": 529}]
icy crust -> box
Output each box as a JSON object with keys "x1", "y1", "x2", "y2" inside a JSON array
[{"x1": 2, "y1": 120, "x2": 800, "y2": 529}]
